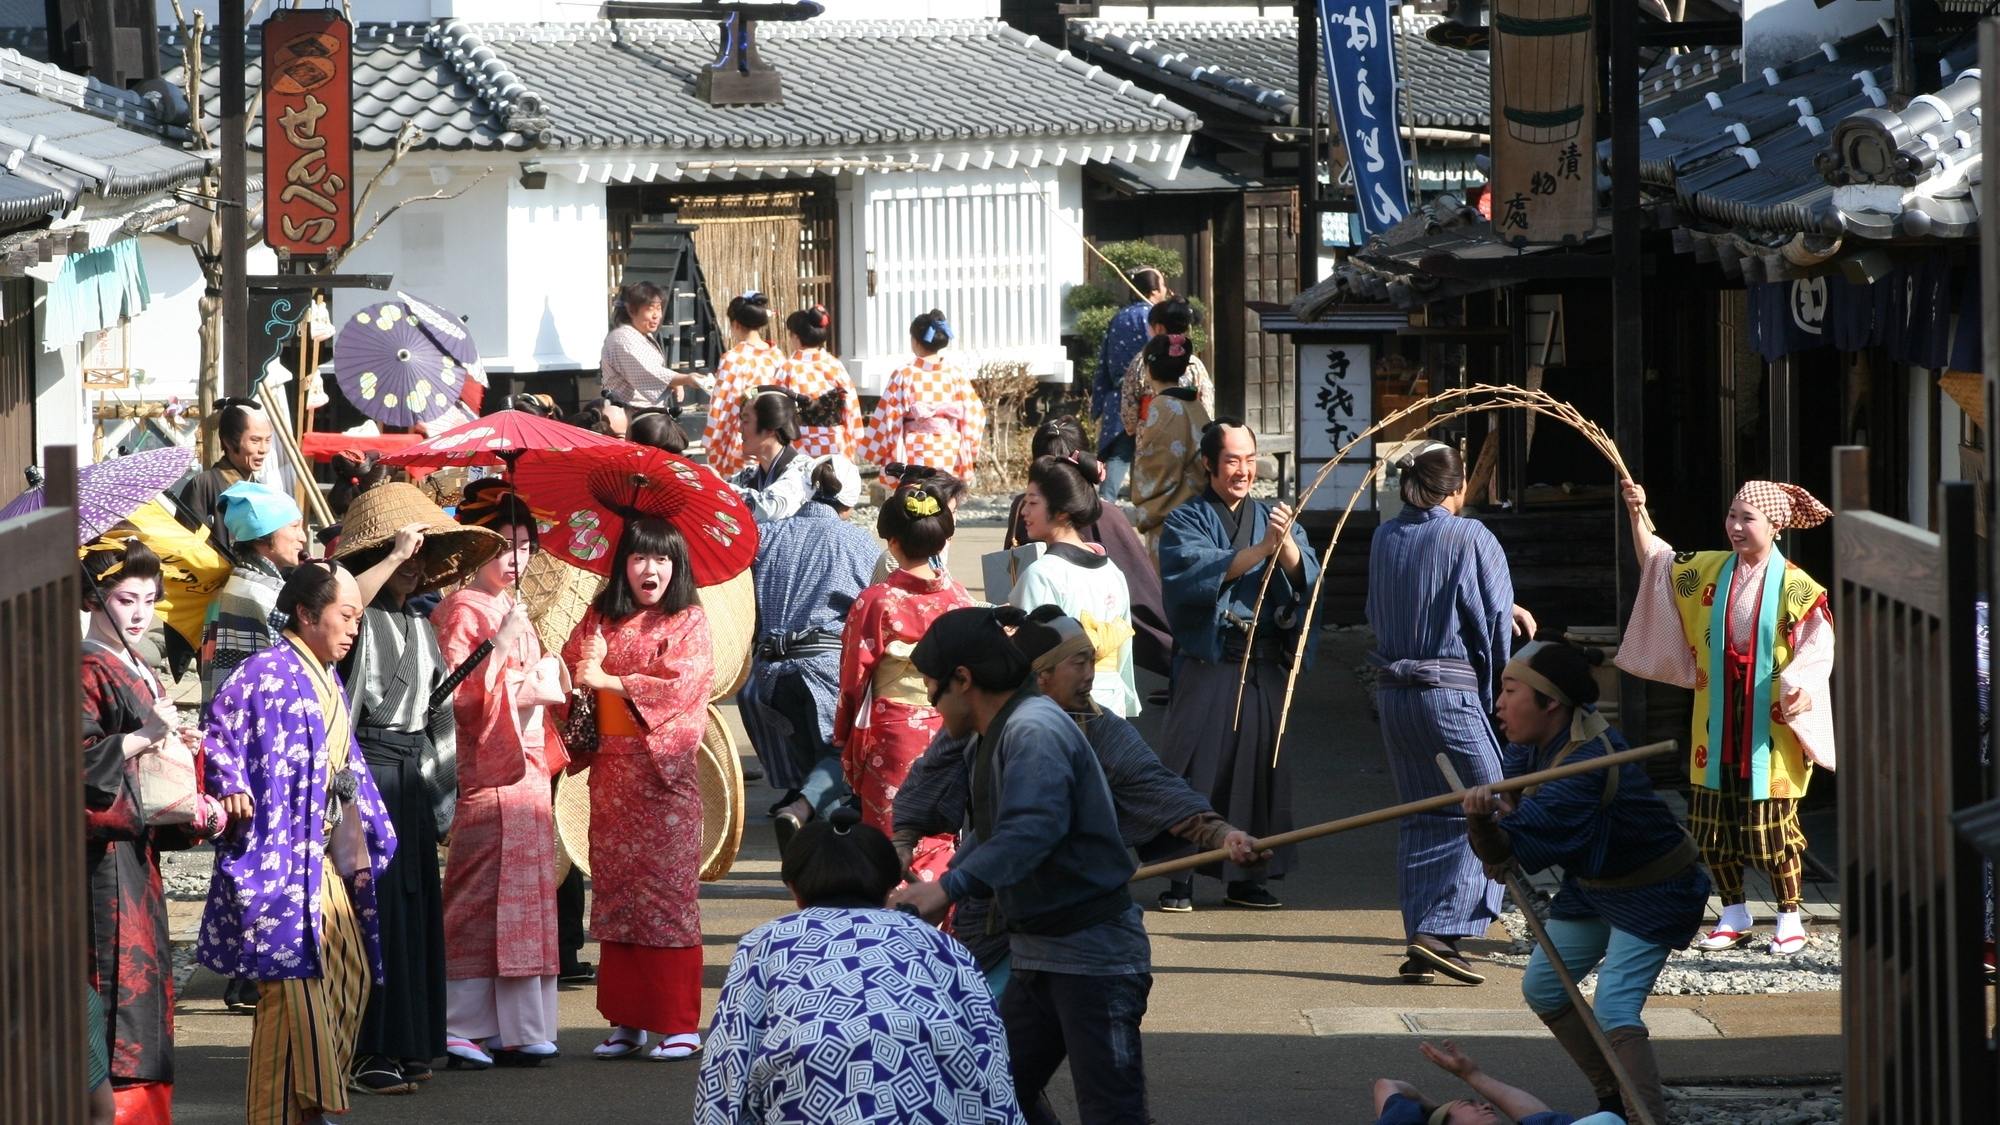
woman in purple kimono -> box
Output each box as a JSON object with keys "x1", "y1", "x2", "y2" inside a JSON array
[{"x1": 199, "y1": 562, "x2": 397, "y2": 1125}]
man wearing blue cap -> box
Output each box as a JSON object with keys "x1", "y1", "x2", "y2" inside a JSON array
[{"x1": 199, "y1": 481, "x2": 307, "y2": 704}]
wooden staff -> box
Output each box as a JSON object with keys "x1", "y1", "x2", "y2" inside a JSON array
[
  {"x1": 294, "y1": 320, "x2": 312, "y2": 513},
  {"x1": 258, "y1": 381, "x2": 332, "y2": 528},
  {"x1": 1131, "y1": 740, "x2": 1675, "y2": 881},
  {"x1": 1434, "y1": 754, "x2": 1658, "y2": 1125}
]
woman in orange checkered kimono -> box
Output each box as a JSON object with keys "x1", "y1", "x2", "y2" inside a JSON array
[
  {"x1": 702, "y1": 293, "x2": 782, "y2": 479},
  {"x1": 858, "y1": 309, "x2": 985, "y2": 488},
  {"x1": 1615, "y1": 479, "x2": 1835, "y2": 957},
  {"x1": 778, "y1": 305, "x2": 859, "y2": 460},
  {"x1": 834, "y1": 483, "x2": 973, "y2": 885}
]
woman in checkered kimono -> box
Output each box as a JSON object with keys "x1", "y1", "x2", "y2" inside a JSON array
[{"x1": 1615, "y1": 479, "x2": 1835, "y2": 957}]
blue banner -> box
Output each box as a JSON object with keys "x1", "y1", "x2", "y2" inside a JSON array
[{"x1": 1319, "y1": 0, "x2": 1411, "y2": 238}]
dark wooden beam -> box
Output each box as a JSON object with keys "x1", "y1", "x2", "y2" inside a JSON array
[
  {"x1": 244, "y1": 273, "x2": 392, "y2": 290},
  {"x1": 1414, "y1": 252, "x2": 1614, "y2": 280},
  {"x1": 220, "y1": 0, "x2": 247, "y2": 400}
]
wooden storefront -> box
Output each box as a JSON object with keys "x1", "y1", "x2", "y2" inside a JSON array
[{"x1": 0, "y1": 278, "x2": 35, "y2": 496}]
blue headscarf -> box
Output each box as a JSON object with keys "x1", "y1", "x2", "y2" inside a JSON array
[{"x1": 218, "y1": 480, "x2": 301, "y2": 543}]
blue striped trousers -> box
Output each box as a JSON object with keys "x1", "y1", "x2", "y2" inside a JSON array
[{"x1": 1376, "y1": 687, "x2": 1505, "y2": 939}]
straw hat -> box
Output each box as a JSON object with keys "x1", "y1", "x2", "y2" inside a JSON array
[
  {"x1": 551, "y1": 704, "x2": 746, "y2": 883},
  {"x1": 333, "y1": 481, "x2": 503, "y2": 593},
  {"x1": 520, "y1": 548, "x2": 756, "y2": 703}
]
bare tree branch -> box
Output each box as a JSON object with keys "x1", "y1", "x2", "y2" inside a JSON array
[
  {"x1": 343, "y1": 123, "x2": 423, "y2": 235},
  {"x1": 328, "y1": 165, "x2": 496, "y2": 270}
]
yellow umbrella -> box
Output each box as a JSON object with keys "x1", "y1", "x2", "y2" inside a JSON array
[{"x1": 112, "y1": 496, "x2": 233, "y2": 651}]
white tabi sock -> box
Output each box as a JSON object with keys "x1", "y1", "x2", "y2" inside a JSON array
[
  {"x1": 1774, "y1": 911, "x2": 1806, "y2": 943},
  {"x1": 1717, "y1": 902, "x2": 1753, "y2": 933}
]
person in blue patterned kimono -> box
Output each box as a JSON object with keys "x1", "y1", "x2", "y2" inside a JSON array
[
  {"x1": 1156, "y1": 419, "x2": 1319, "y2": 912},
  {"x1": 1367, "y1": 440, "x2": 1532, "y2": 985},
  {"x1": 739, "y1": 455, "x2": 880, "y2": 847},
  {"x1": 694, "y1": 808, "x2": 1020, "y2": 1124},
  {"x1": 1461, "y1": 642, "x2": 1707, "y2": 1125},
  {"x1": 198, "y1": 561, "x2": 397, "y2": 1125}
]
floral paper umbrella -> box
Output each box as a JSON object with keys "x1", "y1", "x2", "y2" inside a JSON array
[
  {"x1": 333, "y1": 299, "x2": 470, "y2": 427},
  {"x1": 0, "y1": 445, "x2": 196, "y2": 543},
  {"x1": 513, "y1": 445, "x2": 757, "y2": 586},
  {"x1": 381, "y1": 409, "x2": 626, "y2": 471}
]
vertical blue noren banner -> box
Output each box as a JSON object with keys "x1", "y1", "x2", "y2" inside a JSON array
[{"x1": 1318, "y1": 0, "x2": 1411, "y2": 238}]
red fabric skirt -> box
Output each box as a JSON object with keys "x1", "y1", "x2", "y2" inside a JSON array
[
  {"x1": 845, "y1": 698, "x2": 956, "y2": 883},
  {"x1": 112, "y1": 1080, "x2": 172, "y2": 1124},
  {"x1": 595, "y1": 941, "x2": 702, "y2": 1035}
]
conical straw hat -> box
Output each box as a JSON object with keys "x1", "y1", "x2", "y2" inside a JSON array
[
  {"x1": 550, "y1": 703, "x2": 745, "y2": 883},
  {"x1": 333, "y1": 481, "x2": 502, "y2": 593}
]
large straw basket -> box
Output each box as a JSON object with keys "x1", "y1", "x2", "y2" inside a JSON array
[
  {"x1": 519, "y1": 550, "x2": 754, "y2": 703},
  {"x1": 552, "y1": 704, "x2": 746, "y2": 884}
]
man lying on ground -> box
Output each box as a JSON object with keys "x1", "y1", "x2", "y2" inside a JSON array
[{"x1": 1373, "y1": 1040, "x2": 1627, "y2": 1125}]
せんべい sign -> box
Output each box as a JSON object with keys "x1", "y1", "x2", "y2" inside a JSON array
[{"x1": 262, "y1": 9, "x2": 353, "y2": 255}]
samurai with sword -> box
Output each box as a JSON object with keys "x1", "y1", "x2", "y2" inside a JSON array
[{"x1": 1459, "y1": 641, "x2": 1710, "y2": 1125}]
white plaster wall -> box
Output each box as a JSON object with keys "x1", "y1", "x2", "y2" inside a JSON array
[
  {"x1": 126, "y1": 237, "x2": 211, "y2": 404},
  {"x1": 1740, "y1": 0, "x2": 1881, "y2": 76},
  {"x1": 500, "y1": 174, "x2": 608, "y2": 371}
]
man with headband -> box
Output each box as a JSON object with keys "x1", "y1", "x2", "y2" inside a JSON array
[
  {"x1": 1617, "y1": 478, "x2": 1835, "y2": 957},
  {"x1": 889, "y1": 606, "x2": 1154, "y2": 1125},
  {"x1": 1461, "y1": 641, "x2": 1705, "y2": 1124}
]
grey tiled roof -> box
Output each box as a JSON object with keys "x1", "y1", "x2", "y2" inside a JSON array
[
  {"x1": 1821, "y1": 64, "x2": 1982, "y2": 240},
  {"x1": 464, "y1": 19, "x2": 1194, "y2": 151},
  {"x1": 0, "y1": 46, "x2": 207, "y2": 229},
  {"x1": 164, "y1": 18, "x2": 1194, "y2": 155},
  {"x1": 1067, "y1": 16, "x2": 1489, "y2": 131},
  {"x1": 1635, "y1": 28, "x2": 1979, "y2": 242},
  {"x1": 164, "y1": 23, "x2": 520, "y2": 150}
]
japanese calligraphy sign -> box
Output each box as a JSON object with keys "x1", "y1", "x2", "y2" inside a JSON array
[
  {"x1": 1296, "y1": 342, "x2": 1377, "y2": 511},
  {"x1": 1318, "y1": 0, "x2": 1411, "y2": 239},
  {"x1": 263, "y1": 9, "x2": 353, "y2": 255},
  {"x1": 1489, "y1": 0, "x2": 1599, "y2": 246}
]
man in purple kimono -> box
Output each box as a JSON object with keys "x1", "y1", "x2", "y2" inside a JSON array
[{"x1": 199, "y1": 562, "x2": 396, "y2": 1125}]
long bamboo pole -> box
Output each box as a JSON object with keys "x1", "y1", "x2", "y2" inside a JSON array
[
  {"x1": 1130, "y1": 740, "x2": 1676, "y2": 881},
  {"x1": 1434, "y1": 754, "x2": 1658, "y2": 1125}
]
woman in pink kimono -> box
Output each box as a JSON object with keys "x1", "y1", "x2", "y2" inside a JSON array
[
  {"x1": 857, "y1": 309, "x2": 985, "y2": 487},
  {"x1": 833, "y1": 483, "x2": 973, "y2": 885},
  {"x1": 432, "y1": 482, "x2": 570, "y2": 1070},
  {"x1": 562, "y1": 517, "x2": 714, "y2": 1062}
]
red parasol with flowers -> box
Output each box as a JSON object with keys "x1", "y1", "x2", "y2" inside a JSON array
[
  {"x1": 380, "y1": 409, "x2": 625, "y2": 472},
  {"x1": 513, "y1": 444, "x2": 757, "y2": 586}
]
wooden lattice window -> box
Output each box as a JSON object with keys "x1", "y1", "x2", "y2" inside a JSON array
[{"x1": 1242, "y1": 190, "x2": 1298, "y2": 443}]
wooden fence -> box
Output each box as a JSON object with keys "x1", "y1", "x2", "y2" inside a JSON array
[
  {"x1": 1832, "y1": 445, "x2": 1994, "y2": 1121},
  {"x1": 0, "y1": 445, "x2": 84, "y2": 1123}
]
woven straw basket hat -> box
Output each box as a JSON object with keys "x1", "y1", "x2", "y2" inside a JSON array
[
  {"x1": 552, "y1": 704, "x2": 745, "y2": 883},
  {"x1": 333, "y1": 481, "x2": 503, "y2": 593},
  {"x1": 519, "y1": 550, "x2": 755, "y2": 703}
]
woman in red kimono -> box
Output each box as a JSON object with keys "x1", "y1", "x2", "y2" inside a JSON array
[
  {"x1": 562, "y1": 516, "x2": 714, "y2": 1062},
  {"x1": 432, "y1": 482, "x2": 570, "y2": 1070},
  {"x1": 79, "y1": 536, "x2": 227, "y2": 1123},
  {"x1": 835, "y1": 483, "x2": 972, "y2": 884}
]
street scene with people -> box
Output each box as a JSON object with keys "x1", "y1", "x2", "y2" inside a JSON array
[{"x1": 1, "y1": 1, "x2": 1995, "y2": 1123}]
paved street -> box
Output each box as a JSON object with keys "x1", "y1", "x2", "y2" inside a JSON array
[{"x1": 164, "y1": 523, "x2": 1841, "y2": 1123}]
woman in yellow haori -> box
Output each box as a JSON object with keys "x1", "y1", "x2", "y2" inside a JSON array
[{"x1": 1616, "y1": 479, "x2": 1835, "y2": 956}]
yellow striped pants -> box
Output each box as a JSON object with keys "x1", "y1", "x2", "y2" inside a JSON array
[{"x1": 245, "y1": 858, "x2": 371, "y2": 1125}]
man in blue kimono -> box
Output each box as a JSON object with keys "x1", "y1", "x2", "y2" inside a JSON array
[
  {"x1": 1090, "y1": 268, "x2": 1167, "y2": 501},
  {"x1": 1156, "y1": 418, "x2": 1320, "y2": 911}
]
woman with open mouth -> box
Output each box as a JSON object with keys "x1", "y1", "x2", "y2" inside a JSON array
[{"x1": 561, "y1": 517, "x2": 715, "y2": 1063}]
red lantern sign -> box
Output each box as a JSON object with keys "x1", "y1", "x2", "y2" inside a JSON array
[{"x1": 262, "y1": 9, "x2": 353, "y2": 255}]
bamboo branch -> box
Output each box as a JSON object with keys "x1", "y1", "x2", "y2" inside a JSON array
[{"x1": 1131, "y1": 740, "x2": 1677, "y2": 881}]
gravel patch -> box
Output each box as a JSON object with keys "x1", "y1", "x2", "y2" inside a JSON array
[
  {"x1": 162, "y1": 847, "x2": 215, "y2": 902},
  {"x1": 1487, "y1": 904, "x2": 1842, "y2": 995},
  {"x1": 1667, "y1": 1085, "x2": 1842, "y2": 1124}
]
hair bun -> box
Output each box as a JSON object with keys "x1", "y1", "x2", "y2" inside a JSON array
[
  {"x1": 827, "y1": 805, "x2": 863, "y2": 834},
  {"x1": 1578, "y1": 644, "x2": 1605, "y2": 668},
  {"x1": 810, "y1": 305, "x2": 830, "y2": 328}
]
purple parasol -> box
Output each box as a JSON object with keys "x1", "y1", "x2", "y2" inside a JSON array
[
  {"x1": 0, "y1": 445, "x2": 196, "y2": 543},
  {"x1": 394, "y1": 290, "x2": 480, "y2": 367},
  {"x1": 334, "y1": 298, "x2": 472, "y2": 427}
]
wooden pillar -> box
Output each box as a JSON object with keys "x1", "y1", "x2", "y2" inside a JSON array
[
  {"x1": 1769, "y1": 355, "x2": 1798, "y2": 482},
  {"x1": 1297, "y1": 0, "x2": 1319, "y2": 291},
  {"x1": 220, "y1": 0, "x2": 249, "y2": 400},
  {"x1": 1978, "y1": 27, "x2": 2000, "y2": 1064}
]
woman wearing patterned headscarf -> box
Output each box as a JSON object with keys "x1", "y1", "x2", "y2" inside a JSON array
[{"x1": 1616, "y1": 479, "x2": 1835, "y2": 957}]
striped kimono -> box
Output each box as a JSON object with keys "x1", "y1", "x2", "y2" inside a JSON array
[{"x1": 1365, "y1": 503, "x2": 1512, "y2": 940}]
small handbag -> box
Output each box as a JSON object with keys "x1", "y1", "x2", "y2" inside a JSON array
[
  {"x1": 558, "y1": 687, "x2": 600, "y2": 757},
  {"x1": 130, "y1": 738, "x2": 201, "y2": 827}
]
